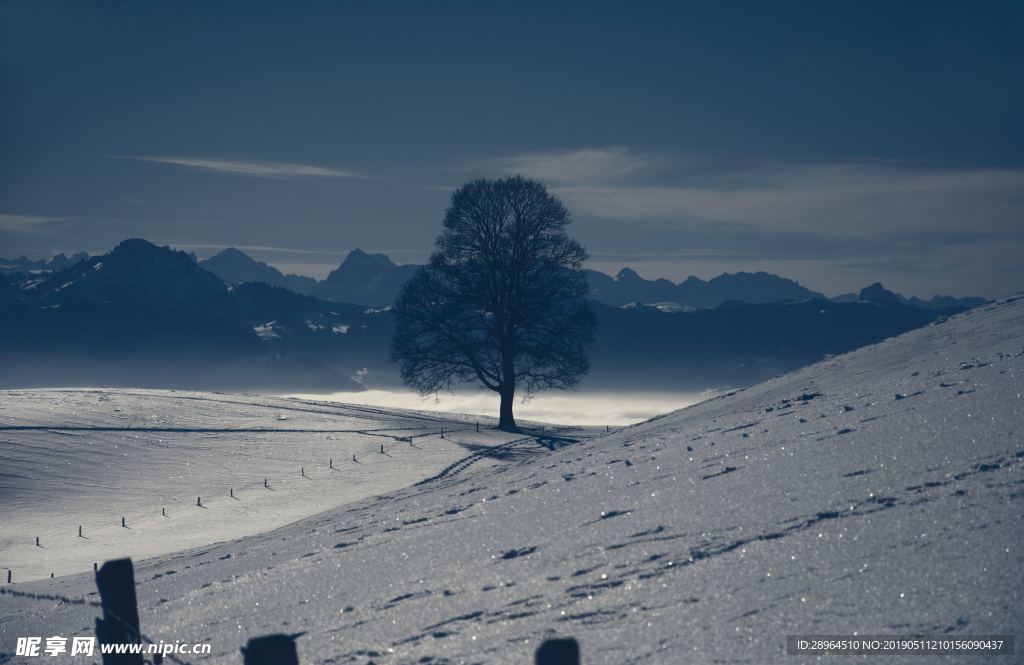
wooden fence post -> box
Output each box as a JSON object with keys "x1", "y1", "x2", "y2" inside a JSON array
[
  {"x1": 241, "y1": 634, "x2": 299, "y2": 665},
  {"x1": 536, "y1": 637, "x2": 580, "y2": 665},
  {"x1": 94, "y1": 558, "x2": 143, "y2": 665}
]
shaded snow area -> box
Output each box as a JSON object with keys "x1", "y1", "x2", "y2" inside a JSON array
[
  {"x1": 2, "y1": 298, "x2": 1023, "y2": 664},
  {"x1": 0, "y1": 391, "x2": 580, "y2": 582}
]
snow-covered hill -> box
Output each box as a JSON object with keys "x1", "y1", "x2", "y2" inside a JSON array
[
  {"x1": 2, "y1": 297, "x2": 1022, "y2": 664},
  {"x1": 0, "y1": 390, "x2": 587, "y2": 582}
]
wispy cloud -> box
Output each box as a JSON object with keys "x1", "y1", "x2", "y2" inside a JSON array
[
  {"x1": 489, "y1": 146, "x2": 657, "y2": 184},
  {"x1": 552, "y1": 163, "x2": 1024, "y2": 237},
  {"x1": 0, "y1": 214, "x2": 69, "y2": 231},
  {"x1": 168, "y1": 242, "x2": 349, "y2": 256},
  {"x1": 486, "y1": 149, "x2": 1024, "y2": 240},
  {"x1": 122, "y1": 156, "x2": 363, "y2": 180}
]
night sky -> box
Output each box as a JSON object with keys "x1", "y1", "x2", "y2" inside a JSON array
[{"x1": 2, "y1": 1, "x2": 1022, "y2": 297}]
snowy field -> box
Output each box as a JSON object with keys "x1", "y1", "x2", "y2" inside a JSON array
[
  {"x1": 0, "y1": 391, "x2": 596, "y2": 582},
  {"x1": 1, "y1": 296, "x2": 1023, "y2": 664}
]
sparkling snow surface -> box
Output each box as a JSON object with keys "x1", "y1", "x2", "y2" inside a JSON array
[{"x1": 2, "y1": 297, "x2": 1023, "y2": 664}]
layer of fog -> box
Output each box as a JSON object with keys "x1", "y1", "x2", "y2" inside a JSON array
[{"x1": 286, "y1": 389, "x2": 714, "y2": 426}]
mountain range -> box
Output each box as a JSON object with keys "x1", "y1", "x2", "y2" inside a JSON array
[
  {"x1": 837, "y1": 281, "x2": 989, "y2": 312},
  {"x1": 0, "y1": 251, "x2": 90, "y2": 275},
  {"x1": 0, "y1": 239, "x2": 987, "y2": 391},
  {"x1": 5, "y1": 244, "x2": 985, "y2": 313},
  {"x1": 198, "y1": 247, "x2": 319, "y2": 294},
  {"x1": 194, "y1": 245, "x2": 982, "y2": 313},
  {"x1": 583, "y1": 267, "x2": 826, "y2": 309},
  {"x1": 1, "y1": 240, "x2": 370, "y2": 391},
  {"x1": 197, "y1": 246, "x2": 420, "y2": 306}
]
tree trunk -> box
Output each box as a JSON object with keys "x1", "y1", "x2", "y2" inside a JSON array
[
  {"x1": 498, "y1": 384, "x2": 517, "y2": 432},
  {"x1": 498, "y1": 334, "x2": 518, "y2": 432}
]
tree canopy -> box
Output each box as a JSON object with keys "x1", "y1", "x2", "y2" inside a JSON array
[{"x1": 391, "y1": 176, "x2": 595, "y2": 431}]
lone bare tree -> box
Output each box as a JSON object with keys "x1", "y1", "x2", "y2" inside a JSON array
[{"x1": 391, "y1": 176, "x2": 596, "y2": 432}]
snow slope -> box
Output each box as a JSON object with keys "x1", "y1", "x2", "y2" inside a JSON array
[
  {"x1": 0, "y1": 390, "x2": 590, "y2": 582},
  {"x1": 2, "y1": 297, "x2": 1023, "y2": 664}
]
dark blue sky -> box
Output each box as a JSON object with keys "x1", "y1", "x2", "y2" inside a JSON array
[{"x1": 2, "y1": 1, "x2": 1022, "y2": 297}]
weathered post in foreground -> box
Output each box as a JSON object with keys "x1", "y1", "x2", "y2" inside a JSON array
[
  {"x1": 536, "y1": 637, "x2": 580, "y2": 665},
  {"x1": 94, "y1": 558, "x2": 143, "y2": 665},
  {"x1": 241, "y1": 634, "x2": 300, "y2": 665}
]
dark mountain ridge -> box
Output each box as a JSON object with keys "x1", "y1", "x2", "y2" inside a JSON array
[
  {"x1": 2, "y1": 240, "x2": 364, "y2": 391},
  {"x1": 852, "y1": 281, "x2": 988, "y2": 313},
  {"x1": 29, "y1": 238, "x2": 225, "y2": 308},
  {"x1": 2, "y1": 245, "x2": 987, "y2": 313},
  {"x1": 0, "y1": 238, "x2": 970, "y2": 393},
  {"x1": 204, "y1": 247, "x2": 986, "y2": 313},
  {"x1": 198, "y1": 247, "x2": 318, "y2": 294},
  {"x1": 584, "y1": 267, "x2": 828, "y2": 309},
  {"x1": 312, "y1": 248, "x2": 420, "y2": 305},
  {"x1": 0, "y1": 252, "x2": 89, "y2": 274}
]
